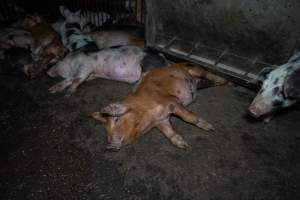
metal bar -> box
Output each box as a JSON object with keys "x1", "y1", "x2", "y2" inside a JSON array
[
  {"x1": 108, "y1": 0, "x2": 112, "y2": 24},
  {"x1": 149, "y1": 45, "x2": 260, "y2": 91},
  {"x1": 98, "y1": 0, "x2": 102, "y2": 27},
  {"x1": 156, "y1": 33, "x2": 271, "y2": 66},
  {"x1": 0, "y1": 1, "x2": 4, "y2": 22},
  {"x1": 141, "y1": 0, "x2": 144, "y2": 23},
  {"x1": 103, "y1": 0, "x2": 107, "y2": 26},
  {"x1": 244, "y1": 57, "x2": 258, "y2": 77},
  {"x1": 2, "y1": 0, "x2": 9, "y2": 21},
  {"x1": 164, "y1": 37, "x2": 177, "y2": 49},
  {"x1": 135, "y1": 0, "x2": 138, "y2": 22},
  {"x1": 214, "y1": 49, "x2": 229, "y2": 66},
  {"x1": 186, "y1": 43, "x2": 199, "y2": 57},
  {"x1": 0, "y1": 0, "x2": 143, "y2": 28},
  {"x1": 118, "y1": 0, "x2": 122, "y2": 23}
]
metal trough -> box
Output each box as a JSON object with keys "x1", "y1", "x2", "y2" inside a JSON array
[{"x1": 145, "y1": 0, "x2": 300, "y2": 86}]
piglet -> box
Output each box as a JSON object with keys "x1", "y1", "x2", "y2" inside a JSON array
[
  {"x1": 248, "y1": 51, "x2": 300, "y2": 122},
  {"x1": 91, "y1": 62, "x2": 228, "y2": 151}
]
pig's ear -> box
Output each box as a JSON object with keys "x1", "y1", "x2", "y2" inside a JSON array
[
  {"x1": 256, "y1": 67, "x2": 274, "y2": 83},
  {"x1": 23, "y1": 15, "x2": 36, "y2": 27},
  {"x1": 100, "y1": 102, "x2": 129, "y2": 117},
  {"x1": 75, "y1": 10, "x2": 81, "y2": 16},
  {"x1": 32, "y1": 15, "x2": 42, "y2": 23},
  {"x1": 283, "y1": 69, "x2": 300, "y2": 99},
  {"x1": 59, "y1": 5, "x2": 70, "y2": 18},
  {"x1": 91, "y1": 112, "x2": 107, "y2": 123}
]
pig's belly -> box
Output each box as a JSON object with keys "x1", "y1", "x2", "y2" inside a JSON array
[
  {"x1": 170, "y1": 83, "x2": 196, "y2": 106},
  {"x1": 177, "y1": 89, "x2": 195, "y2": 106},
  {"x1": 93, "y1": 61, "x2": 142, "y2": 83}
]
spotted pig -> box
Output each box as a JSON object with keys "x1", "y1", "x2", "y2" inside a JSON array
[
  {"x1": 58, "y1": 6, "x2": 98, "y2": 52},
  {"x1": 249, "y1": 51, "x2": 300, "y2": 122},
  {"x1": 47, "y1": 45, "x2": 168, "y2": 95}
]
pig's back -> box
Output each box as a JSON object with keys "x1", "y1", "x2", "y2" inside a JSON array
[
  {"x1": 136, "y1": 66, "x2": 197, "y2": 105},
  {"x1": 92, "y1": 46, "x2": 144, "y2": 82}
]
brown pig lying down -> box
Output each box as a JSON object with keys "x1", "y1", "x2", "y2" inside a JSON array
[
  {"x1": 23, "y1": 15, "x2": 67, "y2": 78},
  {"x1": 91, "y1": 63, "x2": 228, "y2": 151}
]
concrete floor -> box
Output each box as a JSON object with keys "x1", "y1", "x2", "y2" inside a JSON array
[{"x1": 0, "y1": 74, "x2": 299, "y2": 200}]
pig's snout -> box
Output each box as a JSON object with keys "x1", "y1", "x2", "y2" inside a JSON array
[
  {"x1": 24, "y1": 63, "x2": 44, "y2": 79},
  {"x1": 248, "y1": 104, "x2": 261, "y2": 118},
  {"x1": 248, "y1": 102, "x2": 268, "y2": 118},
  {"x1": 50, "y1": 45, "x2": 68, "y2": 58},
  {"x1": 24, "y1": 64, "x2": 37, "y2": 79},
  {"x1": 47, "y1": 66, "x2": 58, "y2": 77},
  {"x1": 59, "y1": 47, "x2": 68, "y2": 57}
]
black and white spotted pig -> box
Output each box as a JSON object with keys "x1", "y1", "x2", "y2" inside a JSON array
[
  {"x1": 249, "y1": 51, "x2": 300, "y2": 121},
  {"x1": 47, "y1": 45, "x2": 168, "y2": 95},
  {"x1": 58, "y1": 6, "x2": 98, "y2": 52}
]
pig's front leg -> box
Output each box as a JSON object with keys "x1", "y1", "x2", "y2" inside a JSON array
[
  {"x1": 263, "y1": 115, "x2": 273, "y2": 123},
  {"x1": 65, "y1": 67, "x2": 94, "y2": 95},
  {"x1": 173, "y1": 103, "x2": 215, "y2": 131},
  {"x1": 156, "y1": 119, "x2": 189, "y2": 149}
]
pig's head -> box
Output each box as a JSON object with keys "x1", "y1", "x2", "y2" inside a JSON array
[
  {"x1": 91, "y1": 102, "x2": 145, "y2": 151},
  {"x1": 59, "y1": 5, "x2": 87, "y2": 30},
  {"x1": 43, "y1": 38, "x2": 68, "y2": 62},
  {"x1": 47, "y1": 64, "x2": 59, "y2": 78},
  {"x1": 249, "y1": 66, "x2": 300, "y2": 118},
  {"x1": 23, "y1": 14, "x2": 43, "y2": 28},
  {"x1": 23, "y1": 62, "x2": 43, "y2": 79}
]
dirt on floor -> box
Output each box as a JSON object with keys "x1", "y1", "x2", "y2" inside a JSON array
[{"x1": 0, "y1": 73, "x2": 299, "y2": 200}]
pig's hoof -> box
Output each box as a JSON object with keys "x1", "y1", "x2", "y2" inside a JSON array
[
  {"x1": 49, "y1": 85, "x2": 61, "y2": 94},
  {"x1": 227, "y1": 81, "x2": 235, "y2": 86},
  {"x1": 49, "y1": 87, "x2": 58, "y2": 94},
  {"x1": 203, "y1": 123, "x2": 215, "y2": 131},
  {"x1": 64, "y1": 91, "x2": 74, "y2": 98},
  {"x1": 171, "y1": 135, "x2": 189, "y2": 149},
  {"x1": 263, "y1": 116, "x2": 273, "y2": 123},
  {"x1": 105, "y1": 144, "x2": 121, "y2": 152},
  {"x1": 65, "y1": 87, "x2": 77, "y2": 97}
]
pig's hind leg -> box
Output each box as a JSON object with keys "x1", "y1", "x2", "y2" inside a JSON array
[
  {"x1": 173, "y1": 103, "x2": 215, "y2": 131},
  {"x1": 49, "y1": 79, "x2": 73, "y2": 93},
  {"x1": 188, "y1": 66, "x2": 228, "y2": 86}
]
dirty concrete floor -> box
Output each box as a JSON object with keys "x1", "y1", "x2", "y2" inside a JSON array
[{"x1": 0, "y1": 74, "x2": 299, "y2": 200}]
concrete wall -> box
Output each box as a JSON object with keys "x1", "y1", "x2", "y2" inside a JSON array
[{"x1": 146, "y1": 0, "x2": 300, "y2": 66}]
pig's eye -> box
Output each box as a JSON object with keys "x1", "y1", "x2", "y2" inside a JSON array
[
  {"x1": 113, "y1": 117, "x2": 120, "y2": 123},
  {"x1": 272, "y1": 87, "x2": 280, "y2": 96},
  {"x1": 279, "y1": 91, "x2": 285, "y2": 98}
]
